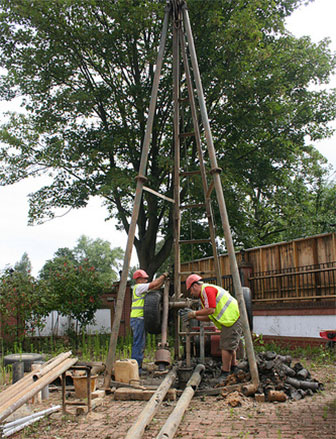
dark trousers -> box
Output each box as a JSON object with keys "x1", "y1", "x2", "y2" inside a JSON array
[{"x1": 130, "y1": 317, "x2": 146, "y2": 371}]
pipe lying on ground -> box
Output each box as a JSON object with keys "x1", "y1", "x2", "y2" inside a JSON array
[
  {"x1": 1, "y1": 405, "x2": 61, "y2": 437},
  {"x1": 285, "y1": 377, "x2": 320, "y2": 391},
  {"x1": 156, "y1": 363, "x2": 205, "y2": 439},
  {"x1": 0, "y1": 352, "x2": 72, "y2": 407},
  {"x1": 125, "y1": 365, "x2": 179, "y2": 439},
  {"x1": 267, "y1": 390, "x2": 287, "y2": 402},
  {"x1": 241, "y1": 382, "x2": 259, "y2": 397},
  {"x1": 32, "y1": 351, "x2": 73, "y2": 381},
  {"x1": 2, "y1": 415, "x2": 45, "y2": 437},
  {"x1": 0, "y1": 357, "x2": 77, "y2": 423}
]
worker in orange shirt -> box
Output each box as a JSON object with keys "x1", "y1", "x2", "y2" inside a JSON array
[{"x1": 182, "y1": 274, "x2": 242, "y2": 382}]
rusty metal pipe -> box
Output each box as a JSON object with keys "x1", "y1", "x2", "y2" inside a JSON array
[
  {"x1": 161, "y1": 280, "x2": 170, "y2": 347},
  {"x1": 186, "y1": 325, "x2": 191, "y2": 368},
  {"x1": 169, "y1": 300, "x2": 198, "y2": 309},
  {"x1": 267, "y1": 390, "x2": 287, "y2": 402},
  {"x1": 286, "y1": 377, "x2": 320, "y2": 391},
  {"x1": 125, "y1": 365, "x2": 179, "y2": 439},
  {"x1": 242, "y1": 382, "x2": 258, "y2": 397},
  {"x1": 199, "y1": 322, "x2": 205, "y2": 363},
  {"x1": 103, "y1": 6, "x2": 170, "y2": 389},
  {"x1": 156, "y1": 364, "x2": 205, "y2": 439}
]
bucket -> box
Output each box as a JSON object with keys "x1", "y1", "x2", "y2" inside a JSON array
[
  {"x1": 114, "y1": 359, "x2": 139, "y2": 384},
  {"x1": 73, "y1": 375, "x2": 98, "y2": 399}
]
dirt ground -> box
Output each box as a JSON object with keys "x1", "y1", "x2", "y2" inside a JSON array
[{"x1": 2, "y1": 359, "x2": 336, "y2": 439}]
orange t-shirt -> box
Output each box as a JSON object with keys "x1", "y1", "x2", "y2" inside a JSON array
[{"x1": 200, "y1": 285, "x2": 218, "y2": 309}]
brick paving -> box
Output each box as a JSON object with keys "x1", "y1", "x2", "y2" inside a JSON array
[
  {"x1": 6, "y1": 364, "x2": 336, "y2": 439},
  {"x1": 139, "y1": 390, "x2": 336, "y2": 439}
]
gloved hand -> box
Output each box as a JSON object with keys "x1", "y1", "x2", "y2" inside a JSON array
[
  {"x1": 178, "y1": 308, "x2": 196, "y2": 322},
  {"x1": 162, "y1": 272, "x2": 170, "y2": 279}
]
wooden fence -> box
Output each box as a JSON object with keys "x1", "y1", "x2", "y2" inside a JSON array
[{"x1": 181, "y1": 232, "x2": 336, "y2": 303}]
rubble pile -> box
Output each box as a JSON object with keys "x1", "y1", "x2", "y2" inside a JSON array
[
  {"x1": 236, "y1": 351, "x2": 324, "y2": 401},
  {"x1": 184, "y1": 351, "x2": 324, "y2": 403}
]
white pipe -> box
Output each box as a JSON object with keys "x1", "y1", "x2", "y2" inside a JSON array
[
  {"x1": 2, "y1": 416, "x2": 44, "y2": 437},
  {"x1": 2, "y1": 405, "x2": 61, "y2": 430}
]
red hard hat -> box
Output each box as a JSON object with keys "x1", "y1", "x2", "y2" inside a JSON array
[
  {"x1": 186, "y1": 274, "x2": 202, "y2": 291},
  {"x1": 133, "y1": 269, "x2": 149, "y2": 280}
]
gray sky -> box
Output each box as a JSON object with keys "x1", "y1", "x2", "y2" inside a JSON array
[{"x1": 1, "y1": 0, "x2": 335, "y2": 276}]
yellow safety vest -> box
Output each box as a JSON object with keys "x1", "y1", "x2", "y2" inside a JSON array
[
  {"x1": 130, "y1": 284, "x2": 146, "y2": 318},
  {"x1": 201, "y1": 283, "x2": 240, "y2": 329}
]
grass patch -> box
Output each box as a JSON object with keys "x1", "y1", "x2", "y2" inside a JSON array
[{"x1": 253, "y1": 336, "x2": 335, "y2": 365}]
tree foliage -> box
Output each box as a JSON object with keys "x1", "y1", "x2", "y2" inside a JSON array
[
  {"x1": 0, "y1": 0, "x2": 335, "y2": 274},
  {"x1": 39, "y1": 234, "x2": 124, "y2": 286},
  {"x1": 39, "y1": 257, "x2": 102, "y2": 332},
  {"x1": 39, "y1": 235, "x2": 123, "y2": 332},
  {"x1": 13, "y1": 252, "x2": 32, "y2": 275},
  {"x1": 0, "y1": 268, "x2": 47, "y2": 342},
  {"x1": 73, "y1": 235, "x2": 124, "y2": 285}
]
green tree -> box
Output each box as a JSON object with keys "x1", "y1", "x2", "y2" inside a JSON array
[
  {"x1": 40, "y1": 256, "x2": 102, "y2": 334},
  {"x1": 14, "y1": 252, "x2": 32, "y2": 275},
  {"x1": 0, "y1": 0, "x2": 335, "y2": 274},
  {"x1": 0, "y1": 268, "x2": 47, "y2": 342},
  {"x1": 38, "y1": 235, "x2": 123, "y2": 333},
  {"x1": 39, "y1": 236, "x2": 123, "y2": 286},
  {"x1": 73, "y1": 235, "x2": 123, "y2": 286}
]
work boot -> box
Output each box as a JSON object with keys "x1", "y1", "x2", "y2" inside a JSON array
[
  {"x1": 218, "y1": 370, "x2": 230, "y2": 385},
  {"x1": 230, "y1": 365, "x2": 239, "y2": 374}
]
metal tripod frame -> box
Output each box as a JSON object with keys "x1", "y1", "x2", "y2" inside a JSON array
[{"x1": 103, "y1": 0, "x2": 259, "y2": 390}]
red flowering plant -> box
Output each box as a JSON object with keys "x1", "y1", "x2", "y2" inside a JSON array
[
  {"x1": 0, "y1": 269, "x2": 47, "y2": 342},
  {"x1": 41, "y1": 257, "x2": 102, "y2": 334}
]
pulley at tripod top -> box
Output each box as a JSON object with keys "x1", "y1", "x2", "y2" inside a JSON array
[{"x1": 168, "y1": 0, "x2": 187, "y2": 16}]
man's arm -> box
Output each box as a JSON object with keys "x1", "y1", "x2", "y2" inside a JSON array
[
  {"x1": 148, "y1": 272, "x2": 169, "y2": 290},
  {"x1": 191, "y1": 307, "x2": 215, "y2": 319}
]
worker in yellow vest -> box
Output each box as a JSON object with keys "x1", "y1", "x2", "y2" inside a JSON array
[
  {"x1": 131, "y1": 269, "x2": 169, "y2": 375},
  {"x1": 182, "y1": 274, "x2": 242, "y2": 383}
]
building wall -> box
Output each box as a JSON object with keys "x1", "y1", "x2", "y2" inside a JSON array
[
  {"x1": 252, "y1": 299, "x2": 335, "y2": 341},
  {"x1": 34, "y1": 282, "x2": 132, "y2": 337},
  {"x1": 253, "y1": 314, "x2": 335, "y2": 338}
]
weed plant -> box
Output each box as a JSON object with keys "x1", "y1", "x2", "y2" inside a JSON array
[
  {"x1": 253, "y1": 335, "x2": 335, "y2": 365},
  {"x1": 1, "y1": 331, "x2": 334, "y2": 368},
  {"x1": 0, "y1": 364, "x2": 12, "y2": 386}
]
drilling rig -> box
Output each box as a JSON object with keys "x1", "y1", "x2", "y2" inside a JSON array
[{"x1": 103, "y1": 0, "x2": 259, "y2": 394}]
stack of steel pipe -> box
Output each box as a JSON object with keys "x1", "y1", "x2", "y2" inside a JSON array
[
  {"x1": 1, "y1": 405, "x2": 61, "y2": 438},
  {"x1": 0, "y1": 351, "x2": 77, "y2": 424}
]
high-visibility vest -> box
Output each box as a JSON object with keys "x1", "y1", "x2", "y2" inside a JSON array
[
  {"x1": 130, "y1": 284, "x2": 146, "y2": 318},
  {"x1": 201, "y1": 283, "x2": 240, "y2": 329}
]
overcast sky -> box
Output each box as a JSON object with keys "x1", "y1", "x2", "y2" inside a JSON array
[{"x1": 1, "y1": 0, "x2": 335, "y2": 277}]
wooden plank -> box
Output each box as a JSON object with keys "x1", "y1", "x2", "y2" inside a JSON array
[
  {"x1": 249, "y1": 266, "x2": 336, "y2": 280},
  {"x1": 252, "y1": 294, "x2": 336, "y2": 302},
  {"x1": 114, "y1": 387, "x2": 176, "y2": 401},
  {"x1": 181, "y1": 233, "x2": 336, "y2": 303}
]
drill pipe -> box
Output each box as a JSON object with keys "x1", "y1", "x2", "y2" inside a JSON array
[
  {"x1": 125, "y1": 365, "x2": 179, "y2": 439},
  {"x1": 156, "y1": 364, "x2": 205, "y2": 439}
]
